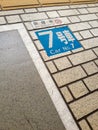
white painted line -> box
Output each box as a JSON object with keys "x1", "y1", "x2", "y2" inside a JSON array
[{"x1": 0, "y1": 23, "x2": 79, "y2": 130}]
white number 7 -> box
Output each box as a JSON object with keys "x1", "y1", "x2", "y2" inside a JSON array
[{"x1": 38, "y1": 31, "x2": 53, "y2": 48}]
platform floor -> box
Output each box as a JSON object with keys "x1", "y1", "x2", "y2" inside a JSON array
[{"x1": 0, "y1": 3, "x2": 98, "y2": 130}]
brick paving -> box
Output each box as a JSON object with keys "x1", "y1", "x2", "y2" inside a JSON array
[{"x1": 0, "y1": 3, "x2": 98, "y2": 130}]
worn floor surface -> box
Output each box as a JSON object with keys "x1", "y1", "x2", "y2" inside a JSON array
[{"x1": 0, "y1": 2, "x2": 98, "y2": 130}]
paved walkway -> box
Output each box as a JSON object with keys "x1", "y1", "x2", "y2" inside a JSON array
[{"x1": 0, "y1": 2, "x2": 98, "y2": 130}]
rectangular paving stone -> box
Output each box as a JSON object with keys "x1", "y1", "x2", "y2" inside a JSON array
[
  {"x1": 0, "y1": 17, "x2": 6, "y2": 24},
  {"x1": 60, "y1": 87, "x2": 73, "y2": 102},
  {"x1": 69, "y1": 91, "x2": 98, "y2": 120},
  {"x1": 89, "y1": 21, "x2": 98, "y2": 27},
  {"x1": 72, "y1": 47, "x2": 84, "y2": 53},
  {"x1": 68, "y1": 16, "x2": 80, "y2": 23},
  {"x1": 54, "y1": 57, "x2": 72, "y2": 70},
  {"x1": 6, "y1": 15, "x2": 21, "y2": 23},
  {"x1": 0, "y1": 9, "x2": 24, "y2": 16},
  {"x1": 25, "y1": 22, "x2": 34, "y2": 30},
  {"x1": 68, "y1": 50, "x2": 97, "y2": 65},
  {"x1": 79, "y1": 120, "x2": 91, "y2": 130},
  {"x1": 34, "y1": 40, "x2": 43, "y2": 50},
  {"x1": 87, "y1": 7, "x2": 98, "y2": 13},
  {"x1": 79, "y1": 14, "x2": 97, "y2": 21},
  {"x1": 90, "y1": 28, "x2": 98, "y2": 36},
  {"x1": 84, "y1": 74, "x2": 98, "y2": 91},
  {"x1": 74, "y1": 32, "x2": 82, "y2": 40},
  {"x1": 78, "y1": 8, "x2": 89, "y2": 14},
  {"x1": 46, "y1": 11, "x2": 59, "y2": 18},
  {"x1": 93, "y1": 47, "x2": 98, "y2": 56},
  {"x1": 40, "y1": 50, "x2": 71, "y2": 61},
  {"x1": 82, "y1": 61, "x2": 98, "y2": 75},
  {"x1": 69, "y1": 22, "x2": 91, "y2": 31},
  {"x1": 29, "y1": 31, "x2": 38, "y2": 40},
  {"x1": 58, "y1": 9, "x2": 79, "y2": 16},
  {"x1": 53, "y1": 66, "x2": 86, "y2": 87},
  {"x1": 21, "y1": 12, "x2": 48, "y2": 21},
  {"x1": 46, "y1": 61, "x2": 57, "y2": 73},
  {"x1": 69, "y1": 81, "x2": 89, "y2": 98},
  {"x1": 59, "y1": 17, "x2": 70, "y2": 24},
  {"x1": 80, "y1": 30, "x2": 93, "y2": 39},
  {"x1": 87, "y1": 111, "x2": 98, "y2": 130},
  {"x1": 81, "y1": 38, "x2": 98, "y2": 49}
]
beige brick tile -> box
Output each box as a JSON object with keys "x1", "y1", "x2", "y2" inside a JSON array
[
  {"x1": 0, "y1": 17, "x2": 6, "y2": 24},
  {"x1": 6, "y1": 15, "x2": 21, "y2": 23},
  {"x1": 74, "y1": 32, "x2": 82, "y2": 40},
  {"x1": 25, "y1": 22, "x2": 34, "y2": 30},
  {"x1": 34, "y1": 40, "x2": 43, "y2": 50},
  {"x1": 78, "y1": 8, "x2": 89, "y2": 14},
  {"x1": 59, "y1": 17, "x2": 70, "y2": 24},
  {"x1": 79, "y1": 14, "x2": 97, "y2": 22},
  {"x1": 68, "y1": 16, "x2": 80, "y2": 23},
  {"x1": 72, "y1": 48, "x2": 84, "y2": 53},
  {"x1": 69, "y1": 81, "x2": 89, "y2": 98},
  {"x1": 54, "y1": 57, "x2": 72, "y2": 70},
  {"x1": 46, "y1": 61, "x2": 57, "y2": 73},
  {"x1": 69, "y1": 22, "x2": 91, "y2": 32},
  {"x1": 95, "y1": 59, "x2": 98, "y2": 66},
  {"x1": 68, "y1": 50, "x2": 97, "y2": 65},
  {"x1": 87, "y1": 112, "x2": 98, "y2": 130},
  {"x1": 82, "y1": 61, "x2": 98, "y2": 75},
  {"x1": 93, "y1": 47, "x2": 98, "y2": 56},
  {"x1": 84, "y1": 74, "x2": 98, "y2": 91},
  {"x1": 79, "y1": 120, "x2": 90, "y2": 130},
  {"x1": 40, "y1": 50, "x2": 71, "y2": 61},
  {"x1": 29, "y1": 31, "x2": 38, "y2": 40},
  {"x1": 53, "y1": 66, "x2": 86, "y2": 87},
  {"x1": 46, "y1": 11, "x2": 59, "y2": 18},
  {"x1": 81, "y1": 38, "x2": 98, "y2": 49},
  {"x1": 21, "y1": 13, "x2": 48, "y2": 21},
  {"x1": 80, "y1": 30, "x2": 93, "y2": 39},
  {"x1": 89, "y1": 21, "x2": 98, "y2": 27},
  {"x1": 60, "y1": 87, "x2": 73, "y2": 102},
  {"x1": 90, "y1": 28, "x2": 98, "y2": 36},
  {"x1": 58, "y1": 9, "x2": 79, "y2": 17},
  {"x1": 87, "y1": 7, "x2": 98, "y2": 13},
  {"x1": 69, "y1": 91, "x2": 98, "y2": 119},
  {"x1": 0, "y1": 10, "x2": 24, "y2": 16}
]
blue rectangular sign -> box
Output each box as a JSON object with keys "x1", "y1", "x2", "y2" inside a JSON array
[{"x1": 35, "y1": 26, "x2": 82, "y2": 56}]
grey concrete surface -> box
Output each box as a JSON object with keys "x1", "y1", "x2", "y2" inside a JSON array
[{"x1": 0, "y1": 30, "x2": 65, "y2": 130}]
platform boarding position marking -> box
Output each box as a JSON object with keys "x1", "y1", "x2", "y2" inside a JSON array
[{"x1": 36, "y1": 26, "x2": 82, "y2": 56}]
